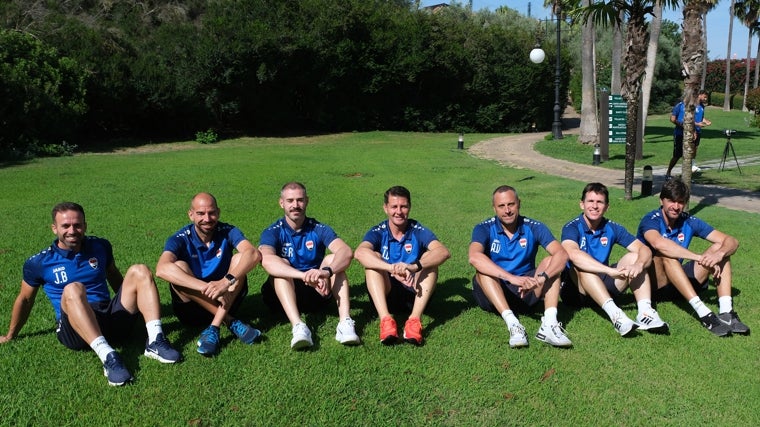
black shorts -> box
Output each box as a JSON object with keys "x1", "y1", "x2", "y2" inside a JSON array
[
  {"x1": 471, "y1": 271, "x2": 541, "y2": 315},
  {"x1": 653, "y1": 261, "x2": 709, "y2": 301},
  {"x1": 559, "y1": 268, "x2": 623, "y2": 307},
  {"x1": 56, "y1": 286, "x2": 138, "y2": 350},
  {"x1": 261, "y1": 276, "x2": 332, "y2": 314},
  {"x1": 170, "y1": 278, "x2": 249, "y2": 327},
  {"x1": 672, "y1": 133, "x2": 700, "y2": 159}
]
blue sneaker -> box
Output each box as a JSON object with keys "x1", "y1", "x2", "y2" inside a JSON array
[
  {"x1": 144, "y1": 333, "x2": 182, "y2": 363},
  {"x1": 228, "y1": 319, "x2": 261, "y2": 344},
  {"x1": 197, "y1": 325, "x2": 221, "y2": 356},
  {"x1": 103, "y1": 351, "x2": 133, "y2": 386}
]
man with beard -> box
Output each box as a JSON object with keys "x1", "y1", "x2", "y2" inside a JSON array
[
  {"x1": 468, "y1": 185, "x2": 572, "y2": 348},
  {"x1": 156, "y1": 192, "x2": 262, "y2": 356},
  {"x1": 354, "y1": 185, "x2": 450, "y2": 346},
  {"x1": 637, "y1": 178, "x2": 749, "y2": 337},
  {"x1": 560, "y1": 183, "x2": 668, "y2": 338},
  {"x1": 1, "y1": 202, "x2": 181, "y2": 386},
  {"x1": 259, "y1": 182, "x2": 360, "y2": 350}
]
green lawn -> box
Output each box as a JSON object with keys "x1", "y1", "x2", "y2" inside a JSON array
[
  {"x1": 537, "y1": 107, "x2": 760, "y2": 192},
  {"x1": 1, "y1": 132, "x2": 758, "y2": 426}
]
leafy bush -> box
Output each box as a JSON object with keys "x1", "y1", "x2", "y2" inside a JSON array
[{"x1": 195, "y1": 129, "x2": 218, "y2": 144}]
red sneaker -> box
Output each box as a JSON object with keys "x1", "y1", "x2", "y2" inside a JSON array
[
  {"x1": 379, "y1": 316, "x2": 398, "y2": 345},
  {"x1": 403, "y1": 317, "x2": 424, "y2": 346}
]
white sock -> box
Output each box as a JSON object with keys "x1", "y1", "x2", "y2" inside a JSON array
[
  {"x1": 89, "y1": 336, "x2": 115, "y2": 363},
  {"x1": 718, "y1": 296, "x2": 733, "y2": 314},
  {"x1": 146, "y1": 319, "x2": 163, "y2": 343},
  {"x1": 543, "y1": 307, "x2": 558, "y2": 325},
  {"x1": 501, "y1": 310, "x2": 519, "y2": 328},
  {"x1": 601, "y1": 298, "x2": 622, "y2": 320},
  {"x1": 637, "y1": 298, "x2": 653, "y2": 315},
  {"x1": 689, "y1": 296, "x2": 712, "y2": 318}
]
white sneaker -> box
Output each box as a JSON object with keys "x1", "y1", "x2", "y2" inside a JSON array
[
  {"x1": 335, "y1": 317, "x2": 361, "y2": 345},
  {"x1": 612, "y1": 312, "x2": 638, "y2": 337},
  {"x1": 508, "y1": 323, "x2": 529, "y2": 348},
  {"x1": 291, "y1": 322, "x2": 313, "y2": 350},
  {"x1": 535, "y1": 317, "x2": 572, "y2": 348},
  {"x1": 692, "y1": 165, "x2": 702, "y2": 172},
  {"x1": 636, "y1": 310, "x2": 669, "y2": 333}
]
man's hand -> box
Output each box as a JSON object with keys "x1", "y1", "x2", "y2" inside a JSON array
[
  {"x1": 511, "y1": 275, "x2": 541, "y2": 299},
  {"x1": 203, "y1": 279, "x2": 231, "y2": 301},
  {"x1": 303, "y1": 269, "x2": 332, "y2": 297},
  {"x1": 0, "y1": 335, "x2": 11, "y2": 344}
]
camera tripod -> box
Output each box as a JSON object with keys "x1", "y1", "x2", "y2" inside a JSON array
[{"x1": 719, "y1": 130, "x2": 742, "y2": 174}]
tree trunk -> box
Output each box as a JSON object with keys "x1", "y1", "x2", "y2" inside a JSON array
[
  {"x1": 578, "y1": 0, "x2": 598, "y2": 145},
  {"x1": 724, "y1": 0, "x2": 736, "y2": 111},
  {"x1": 744, "y1": 27, "x2": 752, "y2": 111},
  {"x1": 700, "y1": 13, "x2": 708, "y2": 90},
  {"x1": 611, "y1": 11, "x2": 623, "y2": 94},
  {"x1": 682, "y1": 2, "x2": 710, "y2": 194},
  {"x1": 641, "y1": 3, "x2": 663, "y2": 137},
  {"x1": 621, "y1": 9, "x2": 648, "y2": 200},
  {"x1": 755, "y1": 35, "x2": 760, "y2": 88}
]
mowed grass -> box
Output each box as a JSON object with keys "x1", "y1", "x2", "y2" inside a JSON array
[
  {"x1": 0, "y1": 131, "x2": 758, "y2": 426},
  {"x1": 537, "y1": 107, "x2": 760, "y2": 192}
]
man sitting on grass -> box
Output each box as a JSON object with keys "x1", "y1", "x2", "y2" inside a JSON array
[
  {"x1": 637, "y1": 178, "x2": 750, "y2": 337},
  {"x1": 560, "y1": 183, "x2": 668, "y2": 337},
  {"x1": 1, "y1": 202, "x2": 181, "y2": 386},
  {"x1": 468, "y1": 185, "x2": 572, "y2": 348},
  {"x1": 259, "y1": 182, "x2": 360, "y2": 350},
  {"x1": 156, "y1": 192, "x2": 262, "y2": 356},
  {"x1": 354, "y1": 185, "x2": 450, "y2": 346}
]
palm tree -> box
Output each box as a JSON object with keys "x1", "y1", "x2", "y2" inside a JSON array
[
  {"x1": 699, "y1": 2, "x2": 720, "y2": 89},
  {"x1": 734, "y1": 0, "x2": 760, "y2": 111},
  {"x1": 724, "y1": 0, "x2": 736, "y2": 111},
  {"x1": 576, "y1": 0, "x2": 600, "y2": 144},
  {"x1": 640, "y1": 2, "x2": 664, "y2": 136},
  {"x1": 577, "y1": 0, "x2": 681, "y2": 200},
  {"x1": 681, "y1": 0, "x2": 719, "y2": 187}
]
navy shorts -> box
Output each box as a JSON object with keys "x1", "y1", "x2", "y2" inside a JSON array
[
  {"x1": 560, "y1": 268, "x2": 623, "y2": 307},
  {"x1": 261, "y1": 276, "x2": 332, "y2": 314},
  {"x1": 171, "y1": 278, "x2": 249, "y2": 327},
  {"x1": 472, "y1": 271, "x2": 541, "y2": 315},
  {"x1": 653, "y1": 261, "x2": 709, "y2": 301},
  {"x1": 56, "y1": 286, "x2": 137, "y2": 350}
]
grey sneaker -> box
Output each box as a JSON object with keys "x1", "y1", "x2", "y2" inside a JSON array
[
  {"x1": 636, "y1": 309, "x2": 669, "y2": 334},
  {"x1": 335, "y1": 317, "x2": 361, "y2": 345},
  {"x1": 508, "y1": 323, "x2": 529, "y2": 348},
  {"x1": 718, "y1": 311, "x2": 750, "y2": 335},
  {"x1": 612, "y1": 312, "x2": 638, "y2": 337},
  {"x1": 291, "y1": 322, "x2": 313, "y2": 350},
  {"x1": 700, "y1": 312, "x2": 732, "y2": 337},
  {"x1": 535, "y1": 317, "x2": 572, "y2": 348}
]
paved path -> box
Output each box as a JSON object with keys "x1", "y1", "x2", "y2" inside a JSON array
[{"x1": 468, "y1": 125, "x2": 760, "y2": 214}]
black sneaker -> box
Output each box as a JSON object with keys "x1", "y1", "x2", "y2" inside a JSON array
[
  {"x1": 718, "y1": 311, "x2": 750, "y2": 335},
  {"x1": 699, "y1": 312, "x2": 732, "y2": 337},
  {"x1": 145, "y1": 333, "x2": 182, "y2": 363}
]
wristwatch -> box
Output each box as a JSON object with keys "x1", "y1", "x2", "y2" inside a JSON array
[
  {"x1": 538, "y1": 271, "x2": 549, "y2": 282},
  {"x1": 225, "y1": 273, "x2": 237, "y2": 286},
  {"x1": 321, "y1": 266, "x2": 334, "y2": 278}
]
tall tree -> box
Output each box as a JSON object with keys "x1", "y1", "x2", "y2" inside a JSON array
[
  {"x1": 578, "y1": 0, "x2": 680, "y2": 200},
  {"x1": 640, "y1": 2, "x2": 664, "y2": 135},
  {"x1": 576, "y1": 0, "x2": 599, "y2": 144},
  {"x1": 724, "y1": 0, "x2": 736, "y2": 110},
  {"x1": 681, "y1": 1, "x2": 718, "y2": 188},
  {"x1": 734, "y1": 0, "x2": 760, "y2": 111}
]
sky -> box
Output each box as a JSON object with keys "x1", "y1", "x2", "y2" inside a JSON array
[{"x1": 421, "y1": 1, "x2": 749, "y2": 61}]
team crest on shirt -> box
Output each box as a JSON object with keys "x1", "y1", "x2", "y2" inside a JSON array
[
  {"x1": 88, "y1": 258, "x2": 98, "y2": 269},
  {"x1": 306, "y1": 240, "x2": 314, "y2": 251},
  {"x1": 600, "y1": 237, "x2": 608, "y2": 247},
  {"x1": 519, "y1": 238, "x2": 527, "y2": 248},
  {"x1": 404, "y1": 243, "x2": 412, "y2": 253},
  {"x1": 216, "y1": 249, "x2": 222, "y2": 258},
  {"x1": 677, "y1": 233, "x2": 685, "y2": 242}
]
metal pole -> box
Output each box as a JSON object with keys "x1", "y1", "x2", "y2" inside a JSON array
[{"x1": 552, "y1": 6, "x2": 563, "y2": 140}]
